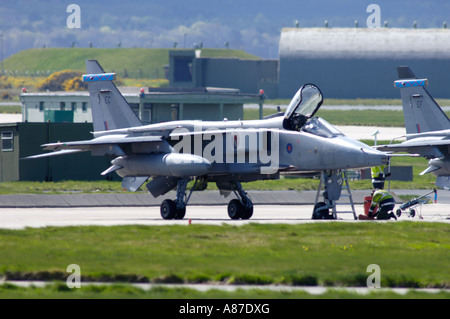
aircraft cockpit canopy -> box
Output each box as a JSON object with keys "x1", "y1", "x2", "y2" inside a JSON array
[
  {"x1": 283, "y1": 84, "x2": 323, "y2": 131},
  {"x1": 301, "y1": 117, "x2": 344, "y2": 138}
]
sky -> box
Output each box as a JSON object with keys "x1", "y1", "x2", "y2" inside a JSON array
[{"x1": 1, "y1": 0, "x2": 448, "y2": 59}]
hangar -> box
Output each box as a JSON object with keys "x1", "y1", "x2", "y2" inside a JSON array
[{"x1": 278, "y1": 27, "x2": 450, "y2": 98}]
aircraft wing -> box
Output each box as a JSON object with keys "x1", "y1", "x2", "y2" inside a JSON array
[
  {"x1": 23, "y1": 135, "x2": 166, "y2": 159},
  {"x1": 377, "y1": 139, "x2": 450, "y2": 158},
  {"x1": 42, "y1": 135, "x2": 163, "y2": 151},
  {"x1": 24, "y1": 149, "x2": 86, "y2": 159}
]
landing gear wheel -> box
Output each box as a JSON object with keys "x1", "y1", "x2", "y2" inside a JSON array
[
  {"x1": 409, "y1": 209, "x2": 416, "y2": 218},
  {"x1": 160, "y1": 199, "x2": 177, "y2": 220},
  {"x1": 174, "y1": 206, "x2": 186, "y2": 220},
  {"x1": 396, "y1": 209, "x2": 402, "y2": 218},
  {"x1": 228, "y1": 199, "x2": 253, "y2": 220},
  {"x1": 228, "y1": 199, "x2": 243, "y2": 219},
  {"x1": 312, "y1": 202, "x2": 329, "y2": 219},
  {"x1": 241, "y1": 206, "x2": 253, "y2": 220}
]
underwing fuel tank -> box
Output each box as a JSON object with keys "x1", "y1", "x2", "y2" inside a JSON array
[{"x1": 113, "y1": 153, "x2": 211, "y2": 178}]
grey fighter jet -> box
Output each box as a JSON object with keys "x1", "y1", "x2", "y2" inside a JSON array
[
  {"x1": 26, "y1": 60, "x2": 388, "y2": 219},
  {"x1": 377, "y1": 66, "x2": 450, "y2": 189}
]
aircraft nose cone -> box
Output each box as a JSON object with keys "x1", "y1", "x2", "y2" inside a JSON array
[
  {"x1": 324, "y1": 138, "x2": 388, "y2": 169},
  {"x1": 360, "y1": 147, "x2": 389, "y2": 167}
]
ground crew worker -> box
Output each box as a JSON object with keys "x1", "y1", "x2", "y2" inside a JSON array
[
  {"x1": 371, "y1": 165, "x2": 386, "y2": 189},
  {"x1": 368, "y1": 189, "x2": 397, "y2": 220}
]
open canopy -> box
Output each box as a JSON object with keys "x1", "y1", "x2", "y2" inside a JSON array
[{"x1": 284, "y1": 84, "x2": 323, "y2": 120}]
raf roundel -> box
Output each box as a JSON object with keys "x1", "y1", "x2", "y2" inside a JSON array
[{"x1": 286, "y1": 143, "x2": 293, "y2": 153}]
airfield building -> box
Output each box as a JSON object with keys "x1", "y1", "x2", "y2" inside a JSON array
[
  {"x1": 168, "y1": 50, "x2": 278, "y2": 98},
  {"x1": 278, "y1": 27, "x2": 450, "y2": 98},
  {"x1": 20, "y1": 87, "x2": 264, "y2": 124}
]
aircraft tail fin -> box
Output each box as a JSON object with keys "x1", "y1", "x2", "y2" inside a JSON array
[
  {"x1": 395, "y1": 66, "x2": 450, "y2": 135},
  {"x1": 84, "y1": 60, "x2": 142, "y2": 132}
]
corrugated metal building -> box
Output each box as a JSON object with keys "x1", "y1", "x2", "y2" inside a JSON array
[
  {"x1": 0, "y1": 122, "x2": 113, "y2": 182},
  {"x1": 278, "y1": 28, "x2": 450, "y2": 98}
]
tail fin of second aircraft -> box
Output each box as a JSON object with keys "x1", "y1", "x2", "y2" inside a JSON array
[
  {"x1": 395, "y1": 66, "x2": 450, "y2": 135},
  {"x1": 84, "y1": 60, "x2": 142, "y2": 132}
]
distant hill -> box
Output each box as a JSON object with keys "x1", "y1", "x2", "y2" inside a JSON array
[
  {"x1": 2, "y1": 0, "x2": 448, "y2": 59},
  {"x1": 3, "y1": 48, "x2": 260, "y2": 79}
]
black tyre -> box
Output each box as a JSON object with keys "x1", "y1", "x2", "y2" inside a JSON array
[
  {"x1": 396, "y1": 209, "x2": 402, "y2": 218},
  {"x1": 161, "y1": 199, "x2": 177, "y2": 220},
  {"x1": 174, "y1": 206, "x2": 186, "y2": 220},
  {"x1": 241, "y1": 205, "x2": 253, "y2": 220},
  {"x1": 410, "y1": 209, "x2": 416, "y2": 218},
  {"x1": 228, "y1": 199, "x2": 243, "y2": 219},
  {"x1": 312, "y1": 202, "x2": 329, "y2": 219}
]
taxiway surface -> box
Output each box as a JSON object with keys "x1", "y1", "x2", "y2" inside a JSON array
[{"x1": 0, "y1": 203, "x2": 448, "y2": 230}]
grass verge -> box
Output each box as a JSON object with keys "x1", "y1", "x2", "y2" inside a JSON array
[
  {"x1": 0, "y1": 223, "x2": 448, "y2": 289},
  {"x1": 0, "y1": 282, "x2": 448, "y2": 299}
]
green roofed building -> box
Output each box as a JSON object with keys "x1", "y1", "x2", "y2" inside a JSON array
[{"x1": 20, "y1": 86, "x2": 264, "y2": 125}]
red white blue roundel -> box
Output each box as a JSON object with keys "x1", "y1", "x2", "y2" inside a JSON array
[{"x1": 286, "y1": 143, "x2": 293, "y2": 153}]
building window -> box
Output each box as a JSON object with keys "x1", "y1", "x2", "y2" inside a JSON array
[
  {"x1": 1, "y1": 131, "x2": 14, "y2": 152},
  {"x1": 82, "y1": 102, "x2": 88, "y2": 112},
  {"x1": 142, "y1": 103, "x2": 152, "y2": 124},
  {"x1": 174, "y1": 57, "x2": 193, "y2": 82},
  {"x1": 39, "y1": 101, "x2": 45, "y2": 111},
  {"x1": 171, "y1": 104, "x2": 179, "y2": 121},
  {"x1": 71, "y1": 102, "x2": 77, "y2": 111},
  {"x1": 60, "y1": 102, "x2": 66, "y2": 110}
]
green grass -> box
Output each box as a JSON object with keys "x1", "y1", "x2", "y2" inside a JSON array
[
  {"x1": 0, "y1": 282, "x2": 448, "y2": 299},
  {"x1": 0, "y1": 104, "x2": 21, "y2": 114},
  {"x1": 245, "y1": 107, "x2": 450, "y2": 127},
  {"x1": 0, "y1": 180, "x2": 124, "y2": 195},
  {"x1": 267, "y1": 98, "x2": 450, "y2": 107},
  {"x1": 315, "y1": 109, "x2": 406, "y2": 126},
  {"x1": 3, "y1": 48, "x2": 259, "y2": 78},
  {"x1": 0, "y1": 223, "x2": 448, "y2": 290}
]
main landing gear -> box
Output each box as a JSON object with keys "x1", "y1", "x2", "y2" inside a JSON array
[
  {"x1": 227, "y1": 181, "x2": 253, "y2": 220},
  {"x1": 159, "y1": 179, "x2": 254, "y2": 220},
  {"x1": 160, "y1": 179, "x2": 190, "y2": 220}
]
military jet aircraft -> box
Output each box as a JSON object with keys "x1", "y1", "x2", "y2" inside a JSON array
[
  {"x1": 377, "y1": 66, "x2": 450, "y2": 189},
  {"x1": 26, "y1": 60, "x2": 388, "y2": 219}
]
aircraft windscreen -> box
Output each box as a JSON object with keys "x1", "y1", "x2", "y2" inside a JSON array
[
  {"x1": 301, "y1": 117, "x2": 344, "y2": 138},
  {"x1": 284, "y1": 84, "x2": 323, "y2": 120}
]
